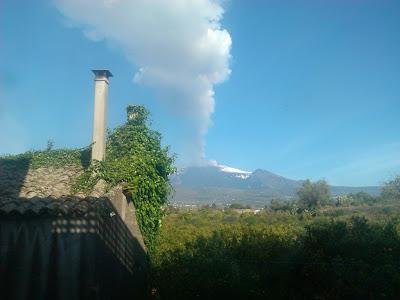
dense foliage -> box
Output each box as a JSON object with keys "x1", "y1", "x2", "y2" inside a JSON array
[
  {"x1": 150, "y1": 203, "x2": 400, "y2": 299},
  {"x1": 73, "y1": 105, "x2": 175, "y2": 247},
  {"x1": 0, "y1": 146, "x2": 91, "y2": 169},
  {"x1": 297, "y1": 179, "x2": 331, "y2": 209}
]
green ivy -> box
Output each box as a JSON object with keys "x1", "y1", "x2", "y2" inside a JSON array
[
  {"x1": 0, "y1": 146, "x2": 91, "y2": 169},
  {"x1": 73, "y1": 105, "x2": 176, "y2": 249}
]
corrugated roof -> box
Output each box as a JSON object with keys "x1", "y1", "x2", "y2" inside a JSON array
[{"x1": 0, "y1": 196, "x2": 113, "y2": 217}]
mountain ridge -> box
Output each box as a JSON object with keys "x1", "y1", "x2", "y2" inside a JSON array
[{"x1": 170, "y1": 165, "x2": 382, "y2": 207}]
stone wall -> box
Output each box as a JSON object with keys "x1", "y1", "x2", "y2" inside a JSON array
[{"x1": 0, "y1": 164, "x2": 83, "y2": 199}]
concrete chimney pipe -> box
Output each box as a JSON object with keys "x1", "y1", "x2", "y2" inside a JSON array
[{"x1": 91, "y1": 69, "x2": 112, "y2": 161}]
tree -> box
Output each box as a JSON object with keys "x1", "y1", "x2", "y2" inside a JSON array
[
  {"x1": 381, "y1": 176, "x2": 400, "y2": 201},
  {"x1": 297, "y1": 179, "x2": 331, "y2": 209}
]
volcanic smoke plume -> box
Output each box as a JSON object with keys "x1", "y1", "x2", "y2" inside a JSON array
[{"x1": 54, "y1": 0, "x2": 232, "y2": 164}]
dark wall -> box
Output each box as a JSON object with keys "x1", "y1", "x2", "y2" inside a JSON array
[
  {"x1": 0, "y1": 158, "x2": 31, "y2": 199},
  {"x1": 0, "y1": 214, "x2": 147, "y2": 300}
]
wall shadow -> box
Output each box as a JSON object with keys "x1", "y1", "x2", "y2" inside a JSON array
[
  {"x1": 0, "y1": 196, "x2": 148, "y2": 300},
  {"x1": 0, "y1": 156, "x2": 31, "y2": 198}
]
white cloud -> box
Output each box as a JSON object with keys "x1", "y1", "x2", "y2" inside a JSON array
[{"x1": 54, "y1": 0, "x2": 232, "y2": 164}]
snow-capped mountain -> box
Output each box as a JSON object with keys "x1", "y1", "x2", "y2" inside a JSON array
[
  {"x1": 170, "y1": 164, "x2": 382, "y2": 207},
  {"x1": 217, "y1": 164, "x2": 251, "y2": 179},
  {"x1": 170, "y1": 165, "x2": 252, "y2": 188}
]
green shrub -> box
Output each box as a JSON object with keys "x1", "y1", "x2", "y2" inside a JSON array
[{"x1": 150, "y1": 209, "x2": 400, "y2": 299}]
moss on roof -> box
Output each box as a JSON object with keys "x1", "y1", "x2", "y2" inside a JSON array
[{"x1": 0, "y1": 147, "x2": 91, "y2": 170}]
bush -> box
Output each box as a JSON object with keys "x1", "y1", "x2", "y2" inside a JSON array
[
  {"x1": 150, "y1": 210, "x2": 400, "y2": 299},
  {"x1": 151, "y1": 224, "x2": 301, "y2": 299},
  {"x1": 270, "y1": 199, "x2": 297, "y2": 213}
]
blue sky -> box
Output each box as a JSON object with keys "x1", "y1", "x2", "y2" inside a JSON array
[{"x1": 1, "y1": 0, "x2": 399, "y2": 186}]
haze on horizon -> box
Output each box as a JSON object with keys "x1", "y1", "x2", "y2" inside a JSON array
[{"x1": 0, "y1": 0, "x2": 399, "y2": 186}]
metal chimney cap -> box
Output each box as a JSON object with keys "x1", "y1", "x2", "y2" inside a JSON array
[{"x1": 92, "y1": 69, "x2": 113, "y2": 78}]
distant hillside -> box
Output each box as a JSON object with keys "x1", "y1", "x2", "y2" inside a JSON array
[{"x1": 170, "y1": 165, "x2": 382, "y2": 207}]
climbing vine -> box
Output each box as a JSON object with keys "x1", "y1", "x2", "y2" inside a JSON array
[{"x1": 73, "y1": 105, "x2": 176, "y2": 249}]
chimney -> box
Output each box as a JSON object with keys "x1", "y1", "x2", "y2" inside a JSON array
[{"x1": 91, "y1": 69, "x2": 113, "y2": 161}]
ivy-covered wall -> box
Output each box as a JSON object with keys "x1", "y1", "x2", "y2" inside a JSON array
[{"x1": 72, "y1": 105, "x2": 176, "y2": 249}]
